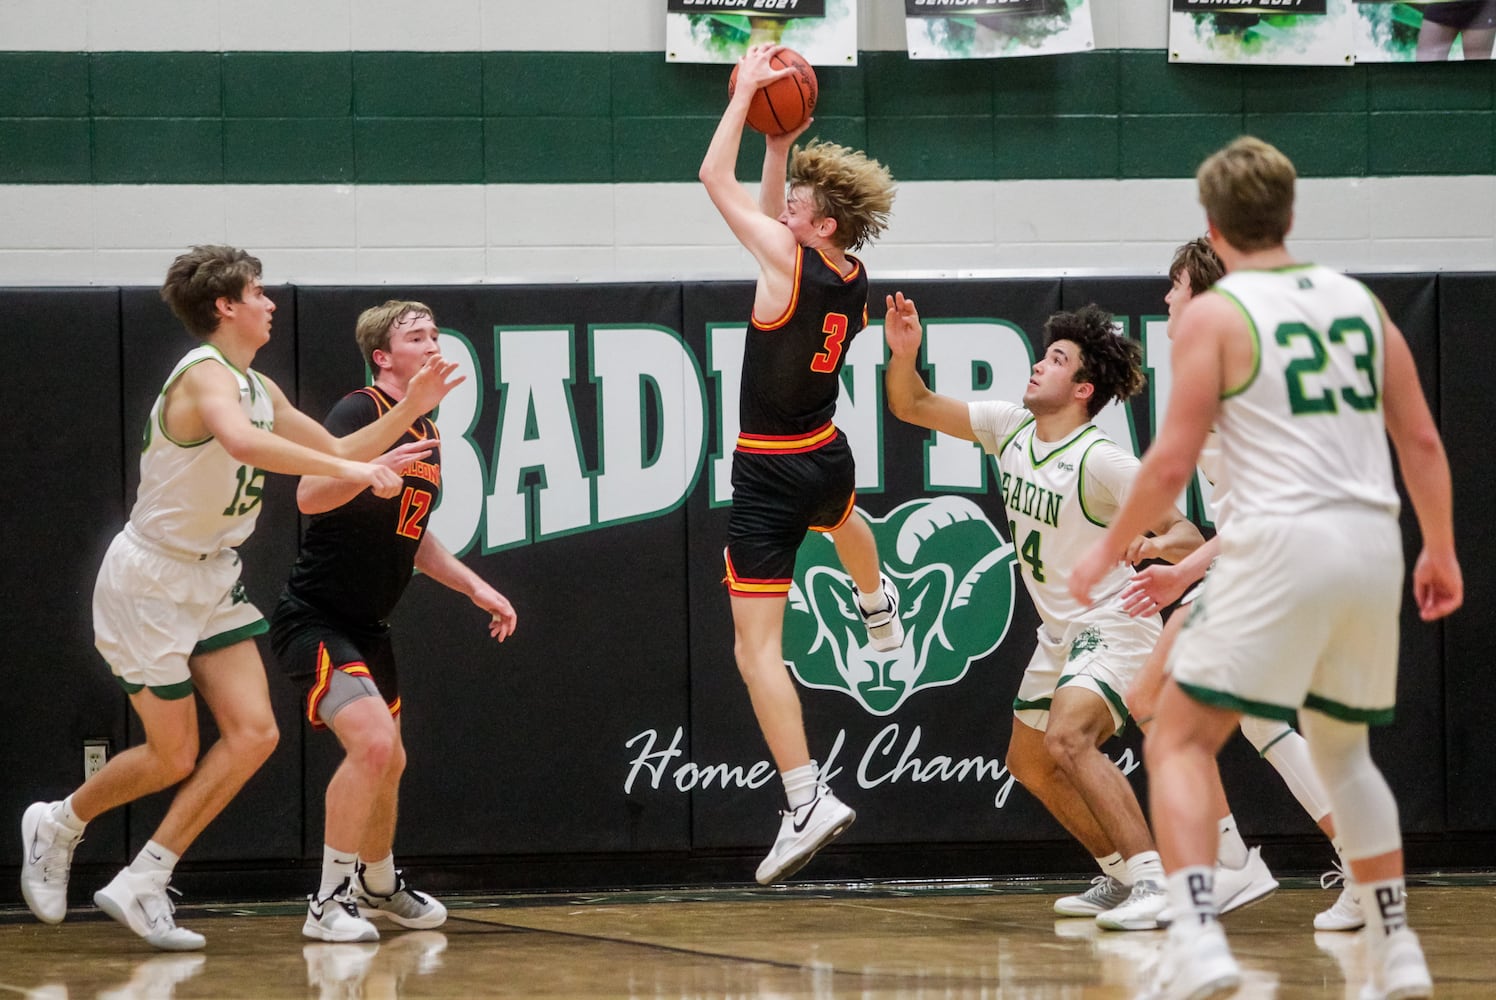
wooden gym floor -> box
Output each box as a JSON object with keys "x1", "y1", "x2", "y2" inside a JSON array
[{"x1": 2, "y1": 876, "x2": 1495, "y2": 998}]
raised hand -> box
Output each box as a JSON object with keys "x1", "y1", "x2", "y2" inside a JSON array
[
  {"x1": 884, "y1": 292, "x2": 923, "y2": 358},
  {"x1": 405, "y1": 356, "x2": 464, "y2": 414}
]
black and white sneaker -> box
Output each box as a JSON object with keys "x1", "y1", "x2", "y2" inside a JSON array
[
  {"x1": 754, "y1": 784, "x2": 856, "y2": 885},
  {"x1": 858, "y1": 574, "x2": 905, "y2": 652},
  {"x1": 304, "y1": 878, "x2": 379, "y2": 942},
  {"x1": 353, "y1": 866, "x2": 447, "y2": 929}
]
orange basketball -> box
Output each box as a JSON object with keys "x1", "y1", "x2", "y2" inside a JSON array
[{"x1": 727, "y1": 48, "x2": 818, "y2": 137}]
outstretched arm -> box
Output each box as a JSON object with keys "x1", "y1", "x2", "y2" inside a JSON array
[
  {"x1": 267, "y1": 356, "x2": 462, "y2": 463},
  {"x1": 882, "y1": 292, "x2": 978, "y2": 441},
  {"x1": 1380, "y1": 304, "x2": 1462, "y2": 620},
  {"x1": 699, "y1": 44, "x2": 799, "y2": 281},
  {"x1": 415, "y1": 533, "x2": 518, "y2": 641}
]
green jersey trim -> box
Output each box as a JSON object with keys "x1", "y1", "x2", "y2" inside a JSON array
[
  {"x1": 1176, "y1": 680, "x2": 1298, "y2": 723},
  {"x1": 1028, "y1": 422, "x2": 1098, "y2": 469},
  {"x1": 1076, "y1": 438, "x2": 1115, "y2": 528},
  {"x1": 1214, "y1": 287, "x2": 1261, "y2": 400},
  {"x1": 1303, "y1": 692, "x2": 1395, "y2": 726},
  {"x1": 194, "y1": 618, "x2": 269, "y2": 654},
  {"x1": 998, "y1": 415, "x2": 1035, "y2": 460}
]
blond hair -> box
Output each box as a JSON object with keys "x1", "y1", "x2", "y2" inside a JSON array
[
  {"x1": 355, "y1": 300, "x2": 434, "y2": 369},
  {"x1": 788, "y1": 139, "x2": 895, "y2": 252},
  {"x1": 160, "y1": 245, "x2": 263, "y2": 338},
  {"x1": 1197, "y1": 136, "x2": 1296, "y2": 252}
]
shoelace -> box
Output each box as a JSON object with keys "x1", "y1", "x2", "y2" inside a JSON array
[
  {"x1": 1320, "y1": 862, "x2": 1347, "y2": 891},
  {"x1": 39, "y1": 835, "x2": 83, "y2": 880},
  {"x1": 141, "y1": 882, "x2": 183, "y2": 930}
]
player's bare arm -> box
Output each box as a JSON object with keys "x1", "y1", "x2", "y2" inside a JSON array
[
  {"x1": 759, "y1": 116, "x2": 814, "y2": 220},
  {"x1": 414, "y1": 533, "x2": 518, "y2": 642},
  {"x1": 264, "y1": 357, "x2": 461, "y2": 464},
  {"x1": 1122, "y1": 533, "x2": 1222, "y2": 617},
  {"x1": 883, "y1": 292, "x2": 978, "y2": 441},
  {"x1": 177, "y1": 361, "x2": 400, "y2": 496},
  {"x1": 700, "y1": 44, "x2": 800, "y2": 311},
  {"x1": 1068, "y1": 294, "x2": 1227, "y2": 604},
  {"x1": 297, "y1": 439, "x2": 433, "y2": 515},
  {"x1": 1379, "y1": 303, "x2": 1463, "y2": 620}
]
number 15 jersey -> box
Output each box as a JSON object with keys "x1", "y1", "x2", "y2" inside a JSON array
[{"x1": 1210, "y1": 265, "x2": 1399, "y2": 522}]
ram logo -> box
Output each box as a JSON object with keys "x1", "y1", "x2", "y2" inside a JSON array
[{"x1": 783, "y1": 496, "x2": 1018, "y2": 716}]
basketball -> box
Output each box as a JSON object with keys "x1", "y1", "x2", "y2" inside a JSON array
[{"x1": 728, "y1": 48, "x2": 818, "y2": 137}]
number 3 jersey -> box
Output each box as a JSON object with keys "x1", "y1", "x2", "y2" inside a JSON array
[
  {"x1": 130, "y1": 344, "x2": 275, "y2": 556},
  {"x1": 970, "y1": 400, "x2": 1140, "y2": 634},
  {"x1": 1211, "y1": 265, "x2": 1398, "y2": 521},
  {"x1": 283, "y1": 386, "x2": 441, "y2": 626},
  {"x1": 739, "y1": 245, "x2": 868, "y2": 439}
]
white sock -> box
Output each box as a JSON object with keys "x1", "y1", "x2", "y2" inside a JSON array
[
  {"x1": 1169, "y1": 865, "x2": 1218, "y2": 925},
  {"x1": 360, "y1": 853, "x2": 398, "y2": 896},
  {"x1": 52, "y1": 797, "x2": 86, "y2": 836},
  {"x1": 319, "y1": 846, "x2": 358, "y2": 900},
  {"x1": 1125, "y1": 850, "x2": 1165, "y2": 884},
  {"x1": 128, "y1": 840, "x2": 179, "y2": 877},
  {"x1": 782, "y1": 763, "x2": 819, "y2": 811},
  {"x1": 857, "y1": 583, "x2": 887, "y2": 614},
  {"x1": 1217, "y1": 813, "x2": 1250, "y2": 869},
  {"x1": 1361, "y1": 876, "x2": 1408, "y2": 937},
  {"x1": 1098, "y1": 852, "x2": 1129, "y2": 884}
]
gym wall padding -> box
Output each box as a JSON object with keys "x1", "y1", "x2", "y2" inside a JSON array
[{"x1": 1, "y1": 272, "x2": 1487, "y2": 893}]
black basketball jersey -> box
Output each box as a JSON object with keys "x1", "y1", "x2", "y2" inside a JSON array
[
  {"x1": 283, "y1": 386, "x2": 441, "y2": 626},
  {"x1": 739, "y1": 245, "x2": 868, "y2": 439}
]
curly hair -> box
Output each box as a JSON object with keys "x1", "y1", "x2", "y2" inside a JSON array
[
  {"x1": 1043, "y1": 304, "x2": 1145, "y2": 419},
  {"x1": 1169, "y1": 236, "x2": 1224, "y2": 296},
  {"x1": 788, "y1": 139, "x2": 895, "y2": 252},
  {"x1": 159, "y1": 245, "x2": 263, "y2": 338}
]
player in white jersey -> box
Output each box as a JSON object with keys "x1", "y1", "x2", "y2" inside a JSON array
[
  {"x1": 885, "y1": 299, "x2": 1203, "y2": 932},
  {"x1": 20, "y1": 245, "x2": 461, "y2": 951},
  {"x1": 1072, "y1": 138, "x2": 1460, "y2": 1000},
  {"x1": 1123, "y1": 237, "x2": 1362, "y2": 932}
]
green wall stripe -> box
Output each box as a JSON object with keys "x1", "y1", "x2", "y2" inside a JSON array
[{"x1": 1, "y1": 49, "x2": 1493, "y2": 184}]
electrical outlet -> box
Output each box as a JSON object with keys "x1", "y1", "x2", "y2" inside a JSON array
[{"x1": 84, "y1": 740, "x2": 109, "y2": 780}]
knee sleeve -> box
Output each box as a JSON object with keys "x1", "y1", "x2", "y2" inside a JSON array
[
  {"x1": 1239, "y1": 716, "x2": 1332, "y2": 822},
  {"x1": 1299, "y1": 712, "x2": 1401, "y2": 861}
]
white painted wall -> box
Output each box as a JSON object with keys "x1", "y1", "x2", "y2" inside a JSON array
[{"x1": 1, "y1": 0, "x2": 1491, "y2": 285}]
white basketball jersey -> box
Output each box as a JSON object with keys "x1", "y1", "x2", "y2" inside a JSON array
[
  {"x1": 129, "y1": 345, "x2": 275, "y2": 556},
  {"x1": 1211, "y1": 265, "x2": 1398, "y2": 521},
  {"x1": 971, "y1": 401, "x2": 1138, "y2": 634},
  {"x1": 1197, "y1": 428, "x2": 1234, "y2": 529}
]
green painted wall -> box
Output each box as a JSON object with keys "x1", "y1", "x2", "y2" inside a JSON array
[{"x1": 1, "y1": 50, "x2": 1493, "y2": 184}]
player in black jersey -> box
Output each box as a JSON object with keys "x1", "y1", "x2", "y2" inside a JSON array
[
  {"x1": 701, "y1": 43, "x2": 901, "y2": 885},
  {"x1": 270, "y1": 301, "x2": 518, "y2": 943}
]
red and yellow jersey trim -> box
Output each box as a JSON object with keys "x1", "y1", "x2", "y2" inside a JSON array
[
  {"x1": 816, "y1": 249, "x2": 861, "y2": 284},
  {"x1": 723, "y1": 550, "x2": 791, "y2": 598},
  {"x1": 809, "y1": 491, "x2": 857, "y2": 534},
  {"x1": 750, "y1": 245, "x2": 805, "y2": 332},
  {"x1": 736, "y1": 421, "x2": 837, "y2": 455}
]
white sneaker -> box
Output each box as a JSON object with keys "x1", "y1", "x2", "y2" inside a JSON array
[
  {"x1": 858, "y1": 574, "x2": 905, "y2": 652},
  {"x1": 1139, "y1": 920, "x2": 1242, "y2": 1000},
  {"x1": 97, "y1": 954, "x2": 206, "y2": 1000},
  {"x1": 1215, "y1": 846, "x2": 1279, "y2": 914},
  {"x1": 20, "y1": 801, "x2": 82, "y2": 925},
  {"x1": 1054, "y1": 875, "x2": 1132, "y2": 917},
  {"x1": 304, "y1": 879, "x2": 379, "y2": 942},
  {"x1": 1361, "y1": 927, "x2": 1432, "y2": 1000},
  {"x1": 93, "y1": 868, "x2": 206, "y2": 951},
  {"x1": 1317, "y1": 865, "x2": 1366, "y2": 931},
  {"x1": 353, "y1": 867, "x2": 447, "y2": 929},
  {"x1": 754, "y1": 785, "x2": 855, "y2": 885},
  {"x1": 1096, "y1": 878, "x2": 1167, "y2": 931}
]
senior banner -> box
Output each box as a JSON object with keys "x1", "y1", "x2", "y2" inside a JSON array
[
  {"x1": 904, "y1": 0, "x2": 1096, "y2": 58},
  {"x1": 666, "y1": 0, "x2": 858, "y2": 64},
  {"x1": 1354, "y1": 0, "x2": 1496, "y2": 61},
  {"x1": 1169, "y1": 0, "x2": 1357, "y2": 64}
]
